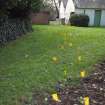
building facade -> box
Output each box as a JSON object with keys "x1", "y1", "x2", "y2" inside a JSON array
[{"x1": 59, "y1": 0, "x2": 105, "y2": 26}]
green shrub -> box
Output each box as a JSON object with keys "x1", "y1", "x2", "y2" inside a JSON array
[{"x1": 70, "y1": 14, "x2": 89, "y2": 27}]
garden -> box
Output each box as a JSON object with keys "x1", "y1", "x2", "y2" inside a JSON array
[
  {"x1": 0, "y1": 25, "x2": 105, "y2": 105},
  {"x1": 0, "y1": 0, "x2": 105, "y2": 105}
]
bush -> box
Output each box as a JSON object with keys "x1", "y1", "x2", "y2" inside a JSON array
[{"x1": 70, "y1": 14, "x2": 89, "y2": 27}]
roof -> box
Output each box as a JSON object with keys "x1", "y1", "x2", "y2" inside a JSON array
[
  {"x1": 60, "y1": 0, "x2": 105, "y2": 9},
  {"x1": 59, "y1": 0, "x2": 68, "y2": 8},
  {"x1": 74, "y1": 0, "x2": 105, "y2": 9},
  {"x1": 62, "y1": 0, "x2": 68, "y2": 8}
]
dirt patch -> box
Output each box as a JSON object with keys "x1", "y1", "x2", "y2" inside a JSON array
[{"x1": 19, "y1": 61, "x2": 105, "y2": 105}]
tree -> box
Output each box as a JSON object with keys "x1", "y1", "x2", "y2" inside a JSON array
[
  {"x1": 53, "y1": 0, "x2": 59, "y2": 18},
  {"x1": 0, "y1": 0, "x2": 43, "y2": 45},
  {"x1": 42, "y1": 0, "x2": 60, "y2": 18},
  {"x1": 0, "y1": 0, "x2": 43, "y2": 18}
]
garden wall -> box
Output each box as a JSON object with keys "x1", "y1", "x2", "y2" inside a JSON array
[{"x1": 31, "y1": 12, "x2": 50, "y2": 25}]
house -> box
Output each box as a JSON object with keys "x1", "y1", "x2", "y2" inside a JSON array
[
  {"x1": 59, "y1": 0, "x2": 105, "y2": 26},
  {"x1": 59, "y1": 0, "x2": 75, "y2": 24}
]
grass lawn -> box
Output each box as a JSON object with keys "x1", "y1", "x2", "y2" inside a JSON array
[{"x1": 0, "y1": 25, "x2": 105, "y2": 105}]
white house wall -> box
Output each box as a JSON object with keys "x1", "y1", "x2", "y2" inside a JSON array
[
  {"x1": 59, "y1": 1, "x2": 65, "y2": 19},
  {"x1": 85, "y1": 9, "x2": 95, "y2": 26},
  {"x1": 100, "y1": 10, "x2": 105, "y2": 26},
  {"x1": 65, "y1": 0, "x2": 75, "y2": 24},
  {"x1": 59, "y1": 0, "x2": 105, "y2": 26},
  {"x1": 75, "y1": 9, "x2": 95, "y2": 26},
  {"x1": 75, "y1": 9, "x2": 84, "y2": 14}
]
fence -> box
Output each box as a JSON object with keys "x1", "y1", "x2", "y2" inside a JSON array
[{"x1": 0, "y1": 18, "x2": 32, "y2": 45}]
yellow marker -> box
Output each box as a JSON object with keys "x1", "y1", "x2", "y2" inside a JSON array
[
  {"x1": 69, "y1": 43, "x2": 73, "y2": 47},
  {"x1": 64, "y1": 70, "x2": 67, "y2": 76},
  {"x1": 52, "y1": 93, "x2": 61, "y2": 102},
  {"x1": 52, "y1": 57, "x2": 58, "y2": 62},
  {"x1": 80, "y1": 71, "x2": 86, "y2": 78},
  {"x1": 60, "y1": 45, "x2": 64, "y2": 49},
  {"x1": 84, "y1": 97, "x2": 90, "y2": 105},
  {"x1": 78, "y1": 56, "x2": 82, "y2": 61}
]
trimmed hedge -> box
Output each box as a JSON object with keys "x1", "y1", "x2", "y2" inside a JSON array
[{"x1": 70, "y1": 14, "x2": 89, "y2": 27}]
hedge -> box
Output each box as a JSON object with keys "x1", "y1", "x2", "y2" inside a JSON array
[{"x1": 70, "y1": 14, "x2": 89, "y2": 27}]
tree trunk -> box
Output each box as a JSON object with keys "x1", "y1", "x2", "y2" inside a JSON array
[{"x1": 53, "y1": 0, "x2": 59, "y2": 18}]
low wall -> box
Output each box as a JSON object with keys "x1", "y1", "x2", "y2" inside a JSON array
[{"x1": 31, "y1": 12, "x2": 50, "y2": 25}]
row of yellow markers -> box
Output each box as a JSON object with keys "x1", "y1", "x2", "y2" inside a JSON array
[{"x1": 51, "y1": 36, "x2": 89, "y2": 105}]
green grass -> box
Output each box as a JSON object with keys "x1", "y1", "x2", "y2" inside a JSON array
[{"x1": 1, "y1": 25, "x2": 105, "y2": 105}]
